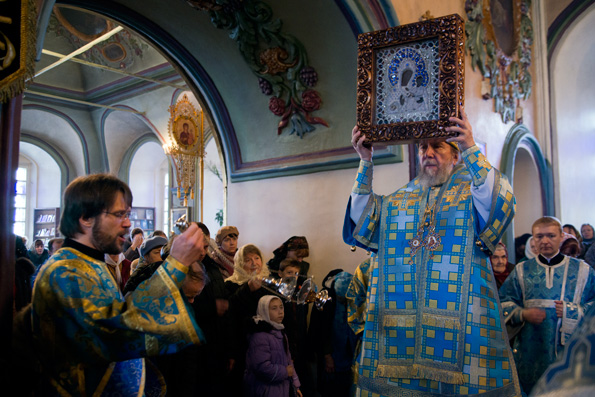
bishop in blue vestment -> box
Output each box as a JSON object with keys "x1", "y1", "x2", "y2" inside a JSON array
[{"x1": 344, "y1": 109, "x2": 521, "y2": 396}]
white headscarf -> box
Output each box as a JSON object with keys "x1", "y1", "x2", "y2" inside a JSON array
[
  {"x1": 525, "y1": 236, "x2": 537, "y2": 259},
  {"x1": 253, "y1": 295, "x2": 285, "y2": 330}
]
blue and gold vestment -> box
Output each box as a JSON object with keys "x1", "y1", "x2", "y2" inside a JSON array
[
  {"x1": 531, "y1": 303, "x2": 595, "y2": 396},
  {"x1": 31, "y1": 247, "x2": 204, "y2": 396},
  {"x1": 344, "y1": 146, "x2": 521, "y2": 396},
  {"x1": 499, "y1": 255, "x2": 595, "y2": 394}
]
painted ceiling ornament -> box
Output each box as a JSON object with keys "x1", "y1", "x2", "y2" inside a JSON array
[
  {"x1": 187, "y1": 0, "x2": 328, "y2": 138},
  {"x1": 465, "y1": 0, "x2": 533, "y2": 123},
  {"x1": 48, "y1": 6, "x2": 148, "y2": 69}
]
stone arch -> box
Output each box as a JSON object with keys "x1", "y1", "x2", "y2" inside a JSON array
[
  {"x1": 118, "y1": 133, "x2": 166, "y2": 184},
  {"x1": 100, "y1": 105, "x2": 166, "y2": 174},
  {"x1": 500, "y1": 123, "x2": 554, "y2": 262}
]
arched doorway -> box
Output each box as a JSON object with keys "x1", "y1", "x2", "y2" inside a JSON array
[{"x1": 500, "y1": 124, "x2": 554, "y2": 262}]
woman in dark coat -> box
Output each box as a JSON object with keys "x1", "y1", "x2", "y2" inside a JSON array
[{"x1": 224, "y1": 244, "x2": 271, "y2": 395}]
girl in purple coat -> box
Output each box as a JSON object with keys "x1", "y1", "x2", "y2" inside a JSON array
[{"x1": 244, "y1": 295, "x2": 302, "y2": 397}]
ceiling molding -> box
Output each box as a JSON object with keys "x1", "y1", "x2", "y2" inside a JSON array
[{"x1": 26, "y1": 63, "x2": 184, "y2": 108}]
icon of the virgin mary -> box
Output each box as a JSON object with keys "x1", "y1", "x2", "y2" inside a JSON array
[{"x1": 178, "y1": 122, "x2": 194, "y2": 146}]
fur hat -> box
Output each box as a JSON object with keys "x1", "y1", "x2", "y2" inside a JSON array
[{"x1": 215, "y1": 226, "x2": 239, "y2": 246}]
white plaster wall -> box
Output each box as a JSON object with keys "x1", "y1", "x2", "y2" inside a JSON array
[
  {"x1": 129, "y1": 142, "x2": 166, "y2": 210},
  {"x1": 227, "y1": 152, "x2": 410, "y2": 285},
  {"x1": 512, "y1": 147, "x2": 543, "y2": 236},
  {"x1": 201, "y1": 138, "x2": 225, "y2": 237},
  {"x1": 551, "y1": 4, "x2": 595, "y2": 227}
]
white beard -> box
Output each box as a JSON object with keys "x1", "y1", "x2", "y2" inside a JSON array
[{"x1": 418, "y1": 162, "x2": 455, "y2": 189}]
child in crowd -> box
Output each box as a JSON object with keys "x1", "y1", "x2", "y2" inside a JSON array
[
  {"x1": 278, "y1": 258, "x2": 301, "y2": 280},
  {"x1": 244, "y1": 295, "x2": 302, "y2": 397},
  {"x1": 278, "y1": 259, "x2": 313, "y2": 396}
]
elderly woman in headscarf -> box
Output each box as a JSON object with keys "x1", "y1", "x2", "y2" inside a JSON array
[
  {"x1": 489, "y1": 242, "x2": 516, "y2": 289},
  {"x1": 560, "y1": 232, "x2": 582, "y2": 258},
  {"x1": 224, "y1": 244, "x2": 272, "y2": 395}
]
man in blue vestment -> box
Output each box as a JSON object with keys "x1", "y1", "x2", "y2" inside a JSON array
[
  {"x1": 344, "y1": 108, "x2": 521, "y2": 396},
  {"x1": 30, "y1": 174, "x2": 208, "y2": 396},
  {"x1": 500, "y1": 216, "x2": 595, "y2": 395}
]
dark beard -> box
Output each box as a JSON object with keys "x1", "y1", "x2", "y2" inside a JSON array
[
  {"x1": 418, "y1": 163, "x2": 454, "y2": 188},
  {"x1": 91, "y1": 219, "x2": 123, "y2": 255}
]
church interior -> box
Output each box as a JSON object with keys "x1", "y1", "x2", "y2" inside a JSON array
[{"x1": 1, "y1": 0, "x2": 594, "y2": 344}]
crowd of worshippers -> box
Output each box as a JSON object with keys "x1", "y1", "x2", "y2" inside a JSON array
[
  {"x1": 9, "y1": 174, "x2": 595, "y2": 396},
  {"x1": 14, "y1": 218, "x2": 595, "y2": 397},
  {"x1": 12, "y1": 213, "x2": 357, "y2": 397}
]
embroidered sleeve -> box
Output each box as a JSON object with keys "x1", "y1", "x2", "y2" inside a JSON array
[
  {"x1": 461, "y1": 145, "x2": 516, "y2": 254},
  {"x1": 461, "y1": 145, "x2": 492, "y2": 187},
  {"x1": 343, "y1": 160, "x2": 381, "y2": 251},
  {"x1": 32, "y1": 253, "x2": 204, "y2": 365},
  {"x1": 352, "y1": 160, "x2": 373, "y2": 194},
  {"x1": 347, "y1": 257, "x2": 373, "y2": 335}
]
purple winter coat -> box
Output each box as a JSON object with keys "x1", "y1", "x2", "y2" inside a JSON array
[{"x1": 244, "y1": 327, "x2": 300, "y2": 397}]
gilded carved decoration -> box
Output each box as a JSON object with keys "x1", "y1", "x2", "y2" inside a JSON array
[
  {"x1": 465, "y1": 0, "x2": 533, "y2": 123},
  {"x1": 164, "y1": 94, "x2": 205, "y2": 210},
  {"x1": 356, "y1": 14, "x2": 465, "y2": 145},
  {"x1": 186, "y1": 0, "x2": 327, "y2": 138}
]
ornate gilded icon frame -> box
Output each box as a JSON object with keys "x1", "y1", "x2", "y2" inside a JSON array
[
  {"x1": 357, "y1": 14, "x2": 465, "y2": 145},
  {"x1": 168, "y1": 95, "x2": 202, "y2": 153}
]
